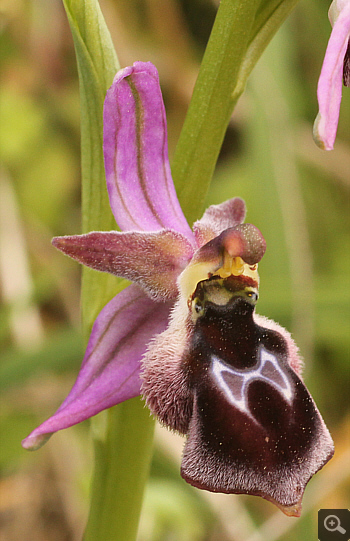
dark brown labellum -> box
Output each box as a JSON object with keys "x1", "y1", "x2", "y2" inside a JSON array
[{"x1": 180, "y1": 282, "x2": 334, "y2": 511}]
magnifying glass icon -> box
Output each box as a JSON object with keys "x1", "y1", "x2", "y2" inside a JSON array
[{"x1": 324, "y1": 515, "x2": 346, "y2": 534}]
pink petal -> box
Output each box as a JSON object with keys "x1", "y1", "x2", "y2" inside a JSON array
[
  {"x1": 22, "y1": 285, "x2": 172, "y2": 450},
  {"x1": 192, "y1": 224, "x2": 266, "y2": 268},
  {"x1": 103, "y1": 61, "x2": 194, "y2": 240},
  {"x1": 193, "y1": 198, "x2": 246, "y2": 247},
  {"x1": 313, "y1": 2, "x2": 350, "y2": 150},
  {"x1": 52, "y1": 229, "x2": 193, "y2": 301}
]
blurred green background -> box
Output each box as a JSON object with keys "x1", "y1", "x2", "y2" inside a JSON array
[{"x1": 0, "y1": 0, "x2": 349, "y2": 540}]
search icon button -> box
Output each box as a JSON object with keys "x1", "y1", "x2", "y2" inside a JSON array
[{"x1": 324, "y1": 515, "x2": 347, "y2": 534}]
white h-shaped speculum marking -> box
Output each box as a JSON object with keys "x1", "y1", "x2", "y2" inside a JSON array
[{"x1": 211, "y1": 346, "x2": 293, "y2": 420}]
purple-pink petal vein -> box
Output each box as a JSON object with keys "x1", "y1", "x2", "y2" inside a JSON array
[
  {"x1": 22, "y1": 285, "x2": 172, "y2": 450},
  {"x1": 104, "y1": 61, "x2": 194, "y2": 240},
  {"x1": 52, "y1": 229, "x2": 194, "y2": 300}
]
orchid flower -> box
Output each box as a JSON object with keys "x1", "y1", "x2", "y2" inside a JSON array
[
  {"x1": 23, "y1": 61, "x2": 334, "y2": 516},
  {"x1": 313, "y1": 0, "x2": 350, "y2": 150}
]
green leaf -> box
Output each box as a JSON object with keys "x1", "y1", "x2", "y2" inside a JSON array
[
  {"x1": 61, "y1": 3, "x2": 155, "y2": 541},
  {"x1": 172, "y1": 0, "x2": 259, "y2": 225},
  {"x1": 62, "y1": 0, "x2": 119, "y2": 230},
  {"x1": 172, "y1": 0, "x2": 300, "y2": 227},
  {"x1": 62, "y1": 0, "x2": 122, "y2": 328},
  {"x1": 238, "y1": 0, "x2": 300, "y2": 86}
]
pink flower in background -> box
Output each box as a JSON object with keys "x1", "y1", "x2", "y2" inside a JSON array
[{"x1": 313, "y1": 0, "x2": 350, "y2": 150}]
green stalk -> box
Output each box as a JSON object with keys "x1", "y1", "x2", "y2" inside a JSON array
[
  {"x1": 61, "y1": 2, "x2": 155, "y2": 541},
  {"x1": 237, "y1": 0, "x2": 300, "y2": 92},
  {"x1": 172, "y1": 0, "x2": 259, "y2": 224},
  {"x1": 84, "y1": 399, "x2": 155, "y2": 541},
  {"x1": 172, "y1": 0, "x2": 300, "y2": 226}
]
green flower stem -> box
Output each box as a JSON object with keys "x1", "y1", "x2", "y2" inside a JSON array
[
  {"x1": 172, "y1": 0, "x2": 300, "y2": 226},
  {"x1": 84, "y1": 399, "x2": 155, "y2": 541}
]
